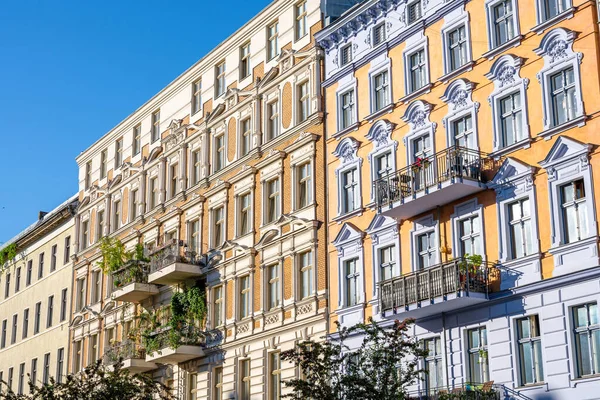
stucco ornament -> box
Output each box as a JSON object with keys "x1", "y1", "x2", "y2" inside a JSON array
[
  {"x1": 548, "y1": 39, "x2": 568, "y2": 63},
  {"x1": 451, "y1": 89, "x2": 468, "y2": 110},
  {"x1": 412, "y1": 110, "x2": 426, "y2": 128},
  {"x1": 498, "y1": 65, "x2": 516, "y2": 87}
]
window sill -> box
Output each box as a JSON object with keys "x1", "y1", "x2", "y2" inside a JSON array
[
  {"x1": 437, "y1": 61, "x2": 475, "y2": 84},
  {"x1": 482, "y1": 35, "x2": 523, "y2": 60},
  {"x1": 399, "y1": 83, "x2": 433, "y2": 104},
  {"x1": 531, "y1": 8, "x2": 575, "y2": 34},
  {"x1": 332, "y1": 122, "x2": 360, "y2": 140},
  {"x1": 571, "y1": 374, "x2": 600, "y2": 387},
  {"x1": 549, "y1": 236, "x2": 597, "y2": 256},
  {"x1": 513, "y1": 383, "x2": 547, "y2": 391},
  {"x1": 497, "y1": 253, "x2": 541, "y2": 269},
  {"x1": 488, "y1": 137, "x2": 532, "y2": 159},
  {"x1": 332, "y1": 208, "x2": 364, "y2": 224},
  {"x1": 365, "y1": 103, "x2": 395, "y2": 123},
  {"x1": 538, "y1": 115, "x2": 587, "y2": 140}
]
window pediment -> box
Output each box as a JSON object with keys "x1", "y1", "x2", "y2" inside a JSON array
[
  {"x1": 488, "y1": 158, "x2": 535, "y2": 200},
  {"x1": 486, "y1": 54, "x2": 527, "y2": 91},
  {"x1": 333, "y1": 137, "x2": 361, "y2": 164},
  {"x1": 534, "y1": 28, "x2": 580, "y2": 65},
  {"x1": 402, "y1": 100, "x2": 435, "y2": 134},
  {"x1": 332, "y1": 222, "x2": 365, "y2": 250},
  {"x1": 365, "y1": 119, "x2": 396, "y2": 149},
  {"x1": 539, "y1": 135, "x2": 590, "y2": 171}
]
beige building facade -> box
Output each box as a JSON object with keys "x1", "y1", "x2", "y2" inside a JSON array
[{"x1": 0, "y1": 196, "x2": 77, "y2": 394}]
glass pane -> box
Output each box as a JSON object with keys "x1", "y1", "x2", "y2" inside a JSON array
[
  {"x1": 593, "y1": 330, "x2": 600, "y2": 374},
  {"x1": 577, "y1": 332, "x2": 592, "y2": 376},
  {"x1": 578, "y1": 203, "x2": 589, "y2": 239},
  {"x1": 472, "y1": 217, "x2": 480, "y2": 234},
  {"x1": 520, "y1": 343, "x2": 534, "y2": 384},
  {"x1": 565, "y1": 205, "x2": 578, "y2": 243},
  {"x1": 575, "y1": 305, "x2": 589, "y2": 328},
  {"x1": 461, "y1": 219, "x2": 472, "y2": 236},
  {"x1": 590, "y1": 304, "x2": 598, "y2": 325},
  {"x1": 519, "y1": 318, "x2": 531, "y2": 339},
  {"x1": 523, "y1": 220, "x2": 533, "y2": 256},
  {"x1": 469, "y1": 330, "x2": 480, "y2": 348},
  {"x1": 533, "y1": 340, "x2": 544, "y2": 382},
  {"x1": 481, "y1": 328, "x2": 488, "y2": 346},
  {"x1": 469, "y1": 352, "x2": 481, "y2": 383}
]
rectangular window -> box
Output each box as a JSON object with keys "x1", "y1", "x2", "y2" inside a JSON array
[
  {"x1": 89, "y1": 334, "x2": 98, "y2": 365},
  {"x1": 239, "y1": 276, "x2": 251, "y2": 319},
  {"x1": 340, "y1": 90, "x2": 355, "y2": 129},
  {"x1": 550, "y1": 67, "x2": 577, "y2": 127},
  {"x1": 188, "y1": 373, "x2": 198, "y2": 400},
  {"x1": 300, "y1": 251, "x2": 313, "y2": 299},
  {"x1": 517, "y1": 315, "x2": 544, "y2": 385},
  {"x1": 240, "y1": 118, "x2": 251, "y2": 156},
  {"x1": 238, "y1": 193, "x2": 252, "y2": 237},
  {"x1": 214, "y1": 135, "x2": 225, "y2": 172},
  {"x1": 11, "y1": 314, "x2": 17, "y2": 345},
  {"x1": 270, "y1": 352, "x2": 282, "y2": 400},
  {"x1": 379, "y1": 245, "x2": 396, "y2": 281},
  {"x1": 212, "y1": 206, "x2": 225, "y2": 248},
  {"x1": 544, "y1": 0, "x2": 568, "y2": 19},
  {"x1": 115, "y1": 137, "x2": 123, "y2": 169},
  {"x1": 192, "y1": 149, "x2": 201, "y2": 186},
  {"x1": 467, "y1": 327, "x2": 489, "y2": 384},
  {"x1": 376, "y1": 152, "x2": 393, "y2": 180},
  {"x1": 215, "y1": 62, "x2": 226, "y2": 98},
  {"x1": 409, "y1": 49, "x2": 427, "y2": 93},
  {"x1": 38, "y1": 253, "x2": 44, "y2": 279},
  {"x1": 26, "y1": 260, "x2": 33, "y2": 286},
  {"x1": 60, "y1": 288, "x2": 68, "y2": 322},
  {"x1": 100, "y1": 149, "x2": 107, "y2": 179},
  {"x1": 169, "y1": 163, "x2": 178, "y2": 198},
  {"x1": 240, "y1": 43, "x2": 251, "y2": 80},
  {"x1": 81, "y1": 220, "x2": 89, "y2": 250},
  {"x1": 298, "y1": 81, "x2": 310, "y2": 122},
  {"x1": 459, "y1": 215, "x2": 482, "y2": 256},
  {"x1": 56, "y1": 348, "x2": 64, "y2": 384},
  {"x1": 508, "y1": 198, "x2": 533, "y2": 259},
  {"x1": 267, "y1": 101, "x2": 279, "y2": 141},
  {"x1": 51, "y1": 244, "x2": 57, "y2": 272},
  {"x1": 151, "y1": 110, "x2": 161, "y2": 143},
  {"x1": 133, "y1": 124, "x2": 142, "y2": 156},
  {"x1": 92, "y1": 270, "x2": 101, "y2": 304},
  {"x1": 266, "y1": 178, "x2": 281, "y2": 224},
  {"x1": 342, "y1": 168, "x2": 358, "y2": 214},
  {"x1": 46, "y1": 295, "x2": 54, "y2": 328},
  {"x1": 112, "y1": 200, "x2": 121, "y2": 232},
  {"x1": 453, "y1": 114, "x2": 474, "y2": 149},
  {"x1": 73, "y1": 341, "x2": 82, "y2": 373},
  {"x1": 417, "y1": 231, "x2": 436, "y2": 269},
  {"x1": 297, "y1": 162, "x2": 312, "y2": 209},
  {"x1": 18, "y1": 363, "x2": 24, "y2": 395},
  {"x1": 423, "y1": 337, "x2": 443, "y2": 393},
  {"x1": 573, "y1": 303, "x2": 599, "y2": 377},
  {"x1": 213, "y1": 286, "x2": 223, "y2": 327},
  {"x1": 131, "y1": 189, "x2": 138, "y2": 221},
  {"x1": 373, "y1": 71, "x2": 389, "y2": 111},
  {"x1": 15, "y1": 267, "x2": 20, "y2": 293},
  {"x1": 7, "y1": 367, "x2": 13, "y2": 391},
  {"x1": 267, "y1": 22, "x2": 279, "y2": 60},
  {"x1": 43, "y1": 353, "x2": 50, "y2": 384},
  {"x1": 408, "y1": 0, "x2": 422, "y2": 24},
  {"x1": 34, "y1": 302, "x2": 41, "y2": 334},
  {"x1": 85, "y1": 161, "x2": 92, "y2": 190},
  {"x1": 22, "y1": 309, "x2": 28, "y2": 339},
  {"x1": 149, "y1": 177, "x2": 158, "y2": 209},
  {"x1": 448, "y1": 25, "x2": 468, "y2": 71},
  {"x1": 188, "y1": 219, "x2": 201, "y2": 253},
  {"x1": 0, "y1": 320, "x2": 5, "y2": 348},
  {"x1": 561, "y1": 179, "x2": 588, "y2": 243},
  {"x1": 192, "y1": 79, "x2": 202, "y2": 115},
  {"x1": 493, "y1": 0, "x2": 515, "y2": 47},
  {"x1": 345, "y1": 258, "x2": 359, "y2": 306},
  {"x1": 64, "y1": 236, "x2": 71, "y2": 264},
  {"x1": 373, "y1": 23, "x2": 386, "y2": 46},
  {"x1": 268, "y1": 264, "x2": 280, "y2": 310},
  {"x1": 499, "y1": 92, "x2": 523, "y2": 147},
  {"x1": 240, "y1": 359, "x2": 251, "y2": 400},
  {"x1": 97, "y1": 210, "x2": 105, "y2": 241},
  {"x1": 341, "y1": 44, "x2": 352, "y2": 66},
  {"x1": 214, "y1": 367, "x2": 223, "y2": 400},
  {"x1": 76, "y1": 278, "x2": 86, "y2": 312},
  {"x1": 4, "y1": 272, "x2": 9, "y2": 298},
  {"x1": 295, "y1": 1, "x2": 307, "y2": 40}
]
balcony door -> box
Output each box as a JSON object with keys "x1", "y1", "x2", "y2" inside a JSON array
[{"x1": 411, "y1": 133, "x2": 434, "y2": 191}]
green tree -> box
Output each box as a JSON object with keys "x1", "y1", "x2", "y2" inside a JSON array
[
  {"x1": 281, "y1": 318, "x2": 426, "y2": 400},
  {"x1": 0, "y1": 360, "x2": 172, "y2": 400}
]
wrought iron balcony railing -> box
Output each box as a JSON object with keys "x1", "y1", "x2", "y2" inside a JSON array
[
  {"x1": 379, "y1": 258, "x2": 498, "y2": 314},
  {"x1": 149, "y1": 240, "x2": 202, "y2": 274},
  {"x1": 405, "y1": 382, "x2": 502, "y2": 399},
  {"x1": 111, "y1": 260, "x2": 150, "y2": 289},
  {"x1": 375, "y1": 146, "x2": 494, "y2": 211},
  {"x1": 103, "y1": 340, "x2": 146, "y2": 366}
]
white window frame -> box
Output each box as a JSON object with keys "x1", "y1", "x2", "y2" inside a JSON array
[
  {"x1": 335, "y1": 76, "x2": 358, "y2": 135},
  {"x1": 539, "y1": 136, "x2": 597, "y2": 275},
  {"x1": 240, "y1": 42, "x2": 251, "y2": 81},
  {"x1": 333, "y1": 138, "x2": 363, "y2": 220},
  {"x1": 209, "y1": 205, "x2": 226, "y2": 250},
  {"x1": 440, "y1": 78, "x2": 480, "y2": 150},
  {"x1": 236, "y1": 192, "x2": 253, "y2": 238},
  {"x1": 485, "y1": 55, "x2": 531, "y2": 156},
  {"x1": 534, "y1": 28, "x2": 585, "y2": 139},
  {"x1": 239, "y1": 117, "x2": 252, "y2": 157},
  {"x1": 192, "y1": 78, "x2": 202, "y2": 116},
  {"x1": 532, "y1": 0, "x2": 574, "y2": 34},
  {"x1": 368, "y1": 55, "x2": 392, "y2": 116},
  {"x1": 404, "y1": 42, "x2": 430, "y2": 97},
  {"x1": 366, "y1": 120, "x2": 397, "y2": 204},
  {"x1": 451, "y1": 199, "x2": 485, "y2": 259},
  {"x1": 290, "y1": 138, "x2": 316, "y2": 212},
  {"x1": 332, "y1": 223, "x2": 365, "y2": 328},
  {"x1": 263, "y1": 176, "x2": 282, "y2": 226},
  {"x1": 265, "y1": 99, "x2": 280, "y2": 142},
  {"x1": 372, "y1": 22, "x2": 386, "y2": 46},
  {"x1": 295, "y1": 1, "x2": 308, "y2": 41},
  {"x1": 267, "y1": 21, "x2": 279, "y2": 61},
  {"x1": 296, "y1": 249, "x2": 316, "y2": 300},
  {"x1": 440, "y1": 10, "x2": 473, "y2": 80},
  {"x1": 484, "y1": 0, "x2": 522, "y2": 57},
  {"x1": 297, "y1": 80, "x2": 311, "y2": 124},
  {"x1": 215, "y1": 61, "x2": 226, "y2": 98},
  {"x1": 265, "y1": 263, "x2": 281, "y2": 310},
  {"x1": 410, "y1": 215, "x2": 440, "y2": 271}
]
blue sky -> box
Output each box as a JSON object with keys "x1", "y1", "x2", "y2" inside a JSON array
[{"x1": 0, "y1": 0, "x2": 271, "y2": 243}]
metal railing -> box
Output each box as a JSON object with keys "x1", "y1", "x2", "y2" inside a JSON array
[
  {"x1": 405, "y1": 383, "x2": 502, "y2": 399},
  {"x1": 111, "y1": 260, "x2": 150, "y2": 289},
  {"x1": 148, "y1": 324, "x2": 206, "y2": 349},
  {"x1": 375, "y1": 146, "x2": 494, "y2": 210},
  {"x1": 379, "y1": 258, "x2": 497, "y2": 313},
  {"x1": 149, "y1": 240, "x2": 202, "y2": 273},
  {"x1": 103, "y1": 340, "x2": 146, "y2": 366}
]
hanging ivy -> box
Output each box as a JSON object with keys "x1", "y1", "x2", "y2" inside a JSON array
[
  {"x1": 0, "y1": 243, "x2": 18, "y2": 271},
  {"x1": 97, "y1": 238, "x2": 149, "y2": 274}
]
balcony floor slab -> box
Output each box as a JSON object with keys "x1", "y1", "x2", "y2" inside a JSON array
[
  {"x1": 381, "y1": 291, "x2": 488, "y2": 320},
  {"x1": 145, "y1": 345, "x2": 204, "y2": 364},
  {"x1": 148, "y1": 263, "x2": 203, "y2": 285},
  {"x1": 112, "y1": 283, "x2": 159, "y2": 303}
]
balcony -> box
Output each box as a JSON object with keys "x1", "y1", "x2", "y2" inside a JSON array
[
  {"x1": 144, "y1": 324, "x2": 205, "y2": 364},
  {"x1": 111, "y1": 260, "x2": 159, "y2": 303},
  {"x1": 147, "y1": 240, "x2": 204, "y2": 285},
  {"x1": 378, "y1": 258, "x2": 499, "y2": 319},
  {"x1": 375, "y1": 147, "x2": 497, "y2": 220},
  {"x1": 102, "y1": 340, "x2": 157, "y2": 373},
  {"x1": 405, "y1": 382, "x2": 503, "y2": 399}
]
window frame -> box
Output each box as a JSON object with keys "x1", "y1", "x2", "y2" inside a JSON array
[
  {"x1": 295, "y1": 1, "x2": 308, "y2": 41},
  {"x1": 267, "y1": 21, "x2": 279, "y2": 61},
  {"x1": 572, "y1": 303, "x2": 600, "y2": 377},
  {"x1": 192, "y1": 79, "x2": 202, "y2": 115},
  {"x1": 333, "y1": 138, "x2": 362, "y2": 219},
  {"x1": 240, "y1": 42, "x2": 251, "y2": 80},
  {"x1": 151, "y1": 109, "x2": 161, "y2": 143},
  {"x1": 215, "y1": 61, "x2": 226, "y2": 98}
]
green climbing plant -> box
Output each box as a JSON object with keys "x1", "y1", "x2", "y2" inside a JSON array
[
  {"x1": 0, "y1": 243, "x2": 18, "y2": 270},
  {"x1": 97, "y1": 238, "x2": 150, "y2": 274}
]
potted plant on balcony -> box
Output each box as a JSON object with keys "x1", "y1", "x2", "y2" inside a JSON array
[
  {"x1": 411, "y1": 157, "x2": 430, "y2": 173},
  {"x1": 457, "y1": 254, "x2": 483, "y2": 288}
]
